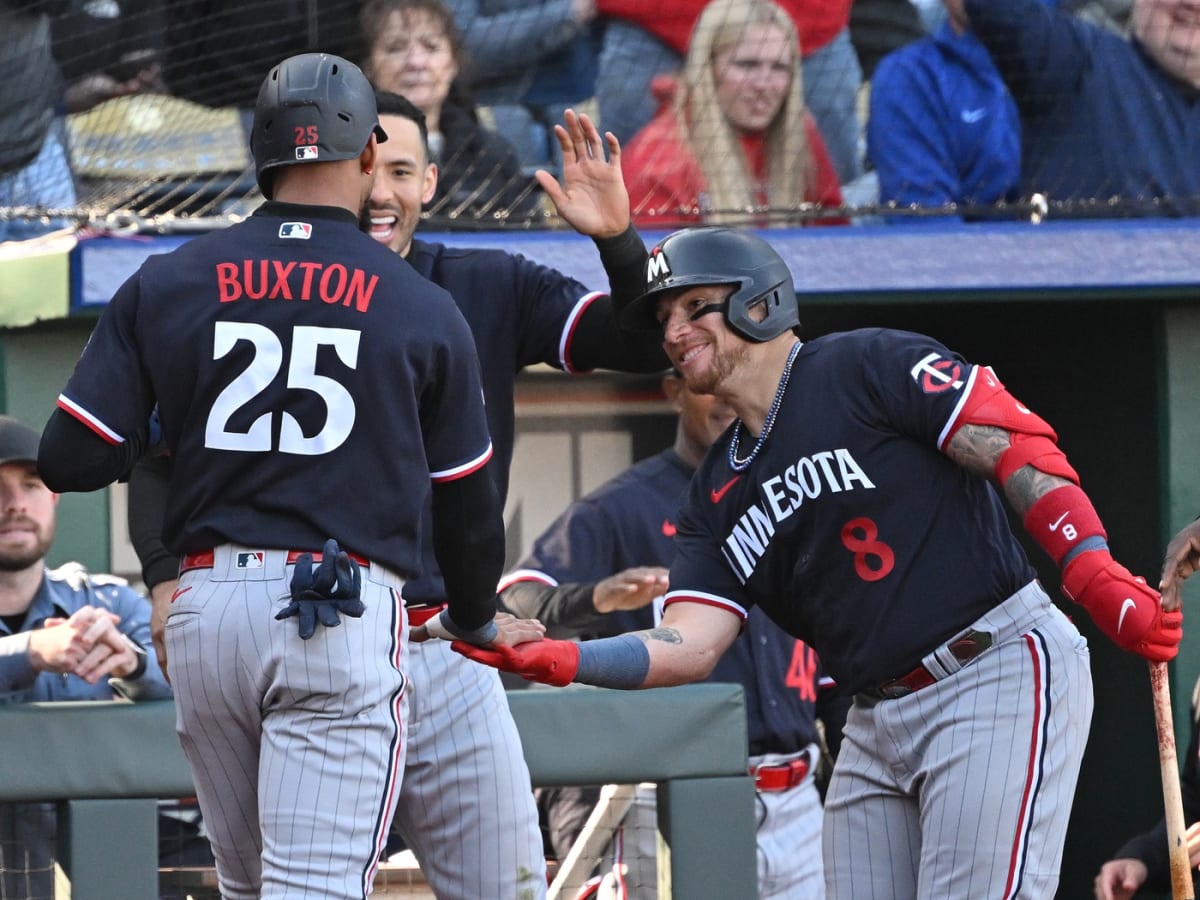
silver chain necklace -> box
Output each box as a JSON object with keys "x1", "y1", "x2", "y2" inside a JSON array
[{"x1": 728, "y1": 341, "x2": 803, "y2": 472}]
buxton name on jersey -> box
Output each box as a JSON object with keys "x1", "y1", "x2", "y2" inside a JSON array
[{"x1": 55, "y1": 203, "x2": 493, "y2": 579}]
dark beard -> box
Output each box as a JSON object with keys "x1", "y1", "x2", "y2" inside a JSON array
[
  {"x1": 0, "y1": 546, "x2": 48, "y2": 572},
  {"x1": 357, "y1": 200, "x2": 372, "y2": 234},
  {"x1": 0, "y1": 520, "x2": 52, "y2": 572}
]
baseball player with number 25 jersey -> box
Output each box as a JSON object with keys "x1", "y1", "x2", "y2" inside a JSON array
[
  {"x1": 458, "y1": 226, "x2": 1182, "y2": 899},
  {"x1": 123, "y1": 100, "x2": 666, "y2": 899},
  {"x1": 37, "y1": 53, "x2": 543, "y2": 900}
]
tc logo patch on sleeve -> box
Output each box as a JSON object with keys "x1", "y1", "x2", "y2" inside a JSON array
[{"x1": 909, "y1": 352, "x2": 964, "y2": 393}]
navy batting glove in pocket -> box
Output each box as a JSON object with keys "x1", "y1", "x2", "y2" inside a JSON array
[{"x1": 277, "y1": 539, "x2": 367, "y2": 639}]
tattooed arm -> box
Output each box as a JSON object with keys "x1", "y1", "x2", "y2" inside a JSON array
[
  {"x1": 633, "y1": 601, "x2": 742, "y2": 687},
  {"x1": 452, "y1": 599, "x2": 741, "y2": 689},
  {"x1": 945, "y1": 422, "x2": 1181, "y2": 660},
  {"x1": 943, "y1": 423, "x2": 1074, "y2": 516}
]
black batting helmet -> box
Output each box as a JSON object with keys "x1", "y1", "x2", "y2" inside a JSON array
[
  {"x1": 251, "y1": 52, "x2": 388, "y2": 199},
  {"x1": 620, "y1": 227, "x2": 799, "y2": 343}
]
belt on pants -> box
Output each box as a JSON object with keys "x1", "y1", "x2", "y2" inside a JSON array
[
  {"x1": 860, "y1": 629, "x2": 994, "y2": 701},
  {"x1": 750, "y1": 748, "x2": 814, "y2": 792},
  {"x1": 179, "y1": 548, "x2": 371, "y2": 576},
  {"x1": 406, "y1": 603, "x2": 447, "y2": 626}
]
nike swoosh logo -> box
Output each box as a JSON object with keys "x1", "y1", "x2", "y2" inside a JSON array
[
  {"x1": 960, "y1": 107, "x2": 986, "y2": 123},
  {"x1": 1048, "y1": 511, "x2": 1070, "y2": 532},
  {"x1": 661, "y1": 520, "x2": 677, "y2": 537},
  {"x1": 710, "y1": 476, "x2": 741, "y2": 504},
  {"x1": 1117, "y1": 598, "x2": 1137, "y2": 634}
]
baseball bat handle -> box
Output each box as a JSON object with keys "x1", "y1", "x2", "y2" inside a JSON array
[{"x1": 1150, "y1": 660, "x2": 1195, "y2": 900}]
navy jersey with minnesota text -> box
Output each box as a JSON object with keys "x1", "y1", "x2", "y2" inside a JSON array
[
  {"x1": 506, "y1": 448, "x2": 830, "y2": 756},
  {"x1": 56, "y1": 203, "x2": 492, "y2": 578},
  {"x1": 667, "y1": 329, "x2": 1036, "y2": 693}
]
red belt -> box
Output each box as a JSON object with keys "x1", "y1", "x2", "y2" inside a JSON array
[
  {"x1": 751, "y1": 750, "x2": 813, "y2": 792},
  {"x1": 864, "y1": 629, "x2": 994, "y2": 701},
  {"x1": 407, "y1": 604, "x2": 447, "y2": 626},
  {"x1": 179, "y1": 548, "x2": 371, "y2": 575}
]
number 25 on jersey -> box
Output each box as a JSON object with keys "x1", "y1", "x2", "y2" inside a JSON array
[{"x1": 205, "y1": 322, "x2": 360, "y2": 455}]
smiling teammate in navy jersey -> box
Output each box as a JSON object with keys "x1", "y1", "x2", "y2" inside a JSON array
[
  {"x1": 36, "y1": 54, "x2": 544, "y2": 900},
  {"x1": 124, "y1": 99, "x2": 666, "y2": 899},
  {"x1": 457, "y1": 225, "x2": 1183, "y2": 898},
  {"x1": 501, "y1": 369, "x2": 848, "y2": 899}
]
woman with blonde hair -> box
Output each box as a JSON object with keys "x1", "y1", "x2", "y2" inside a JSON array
[{"x1": 621, "y1": 0, "x2": 845, "y2": 227}]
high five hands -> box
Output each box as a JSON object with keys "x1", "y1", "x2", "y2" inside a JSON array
[{"x1": 535, "y1": 108, "x2": 630, "y2": 240}]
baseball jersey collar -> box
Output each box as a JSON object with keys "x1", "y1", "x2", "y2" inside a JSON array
[{"x1": 254, "y1": 201, "x2": 360, "y2": 227}]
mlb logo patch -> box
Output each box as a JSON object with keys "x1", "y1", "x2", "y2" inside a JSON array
[
  {"x1": 236, "y1": 551, "x2": 265, "y2": 569},
  {"x1": 280, "y1": 222, "x2": 312, "y2": 239},
  {"x1": 295, "y1": 146, "x2": 319, "y2": 161}
]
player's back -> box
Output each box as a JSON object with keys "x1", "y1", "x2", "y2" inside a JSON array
[{"x1": 66, "y1": 203, "x2": 490, "y2": 578}]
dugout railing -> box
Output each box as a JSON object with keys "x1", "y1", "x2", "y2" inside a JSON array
[
  {"x1": 3, "y1": 220, "x2": 1200, "y2": 897},
  {"x1": 0, "y1": 683, "x2": 757, "y2": 900}
]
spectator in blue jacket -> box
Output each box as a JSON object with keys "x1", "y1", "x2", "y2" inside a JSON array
[
  {"x1": 0, "y1": 415, "x2": 171, "y2": 899},
  {"x1": 868, "y1": 0, "x2": 1021, "y2": 222},
  {"x1": 966, "y1": 0, "x2": 1200, "y2": 216}
]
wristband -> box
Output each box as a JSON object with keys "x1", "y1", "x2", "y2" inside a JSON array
[
  {"x1": 425, "y1": 609, "x2": 498, "y2": 646},
  {"x1": 575, "y1": 634, "x2": 651, "y2": 689},
  {"x1": 1023, "y1": 485, "x2": 1107, "y2": 566}
]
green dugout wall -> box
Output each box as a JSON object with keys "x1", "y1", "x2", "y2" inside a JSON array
[{"x1": 1, "y1": 219, "x2": 1198, "y2": 899}]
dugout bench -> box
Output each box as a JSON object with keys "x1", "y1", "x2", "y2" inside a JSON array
[{"x1": 0, "y1": 683, "x2": 756, "y2": 900}]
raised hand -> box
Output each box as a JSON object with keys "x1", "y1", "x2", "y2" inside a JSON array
[{"x1": 535, "y1": 108, "x2": 630, "y2": 239}]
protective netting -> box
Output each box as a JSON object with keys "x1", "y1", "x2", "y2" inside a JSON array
[{"x1": 0, "y1": 0, "x2": 1190, "y2": 240}]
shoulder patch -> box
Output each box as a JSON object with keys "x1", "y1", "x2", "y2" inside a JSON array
[{"x1": 909, "y1": 351, "x2": 964, "y2": 393}]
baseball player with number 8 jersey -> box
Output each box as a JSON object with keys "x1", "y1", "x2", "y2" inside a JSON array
[
  {"x1": 36, "y1": 53, "x2": 543, "y2": 900},
  {"x1": 456, "y1": 226, "x2": 1182, "y2": 899}
]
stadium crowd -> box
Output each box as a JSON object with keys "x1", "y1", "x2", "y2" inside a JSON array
[{"x1": 3, "y1": 0, "x2": 1195, "y2": 240}]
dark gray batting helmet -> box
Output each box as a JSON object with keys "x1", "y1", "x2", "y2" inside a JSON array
[
  {"x1": 251, "y1": 52, "x2": 388, "y2": 199},
  {"x1": 620, "y1": 227, "x2": 799, "y2": 343}
]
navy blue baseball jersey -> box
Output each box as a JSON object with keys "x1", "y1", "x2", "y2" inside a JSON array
[
  {"x1": 667, "y1": 328, "x2": 1036, "y2": 693},
  {"x1": 400, "y1": 238, "x2": 655, "y2": 604},
  {"x1": 55, "y1": 203, "x2": 493, "y2": 578},
  {"x1": 506, "y1": 448, "x2": 828, "y2": 756}
]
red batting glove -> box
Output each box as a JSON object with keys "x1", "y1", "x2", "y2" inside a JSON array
[
  {"x1": 451, "y1": 639, "x2": 580, "y2": 687},
  {"x1": 1062, "y1": 550, "x2": 1182, "y2": 662}
]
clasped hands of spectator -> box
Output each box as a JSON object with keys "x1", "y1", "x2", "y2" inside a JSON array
[{"x1": 28, "y1": 606, "x2": 143, "y2": 683}]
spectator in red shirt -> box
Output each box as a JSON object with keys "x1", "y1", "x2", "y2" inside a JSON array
[
  {"x1": 594, "y1": 0, "x2": 862, "y2": 185},
  {"x1": 621, "y1": 0, "x2": 846, "y2": 229}
]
